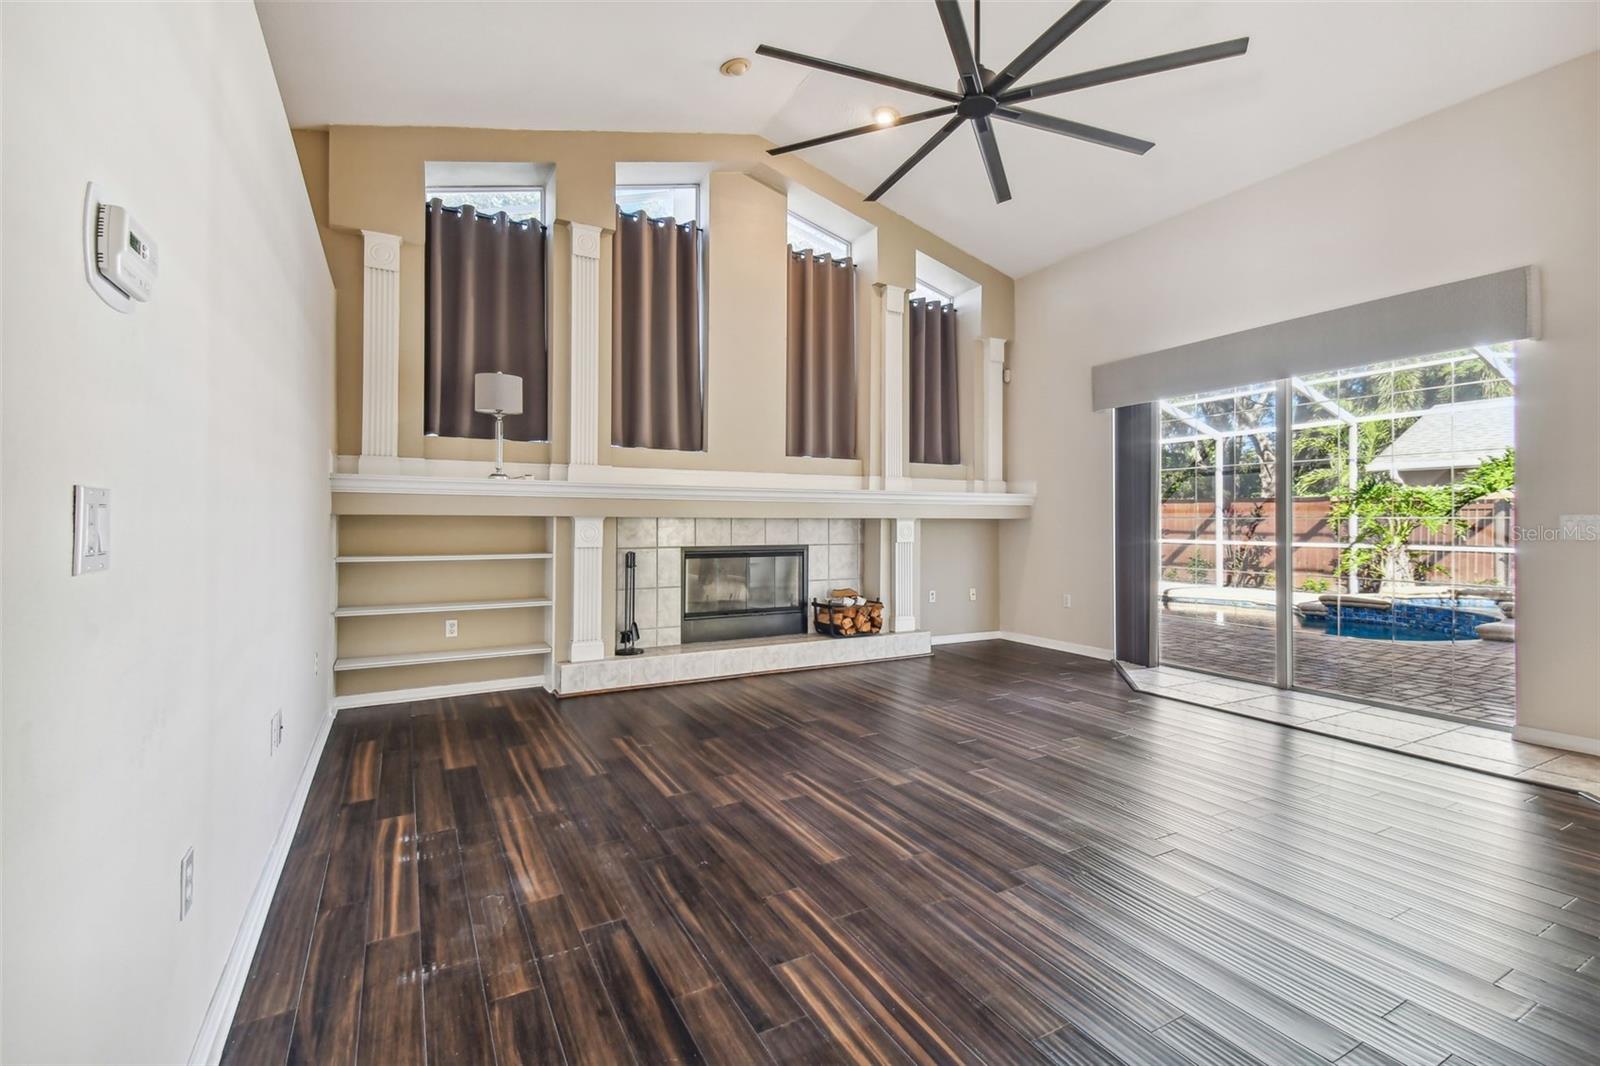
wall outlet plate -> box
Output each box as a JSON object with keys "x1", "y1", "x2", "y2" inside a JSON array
[
  {"x1": 1063, "y1": 593, "x2": 1073, "y2": 608},
  {"x1": 445, "y1": 618, "x2": 459, "y2": 638},
  {"x1": 969, "y1": 587, "x2": 977, "y2": 601},
  {"x1": 179, "y1": 848, "x2": 195, "y2": 921},
  {"x1": 928, "y1": 589, "x2": 937, "y2": 604},
  {"x1": 72, "y1": 486, "x2": 111, "y2": 575},
  {"x1": 270, "y1": 710, "x2": 283, "y2": 753}
]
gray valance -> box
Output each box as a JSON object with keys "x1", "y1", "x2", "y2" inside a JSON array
[
  {"x1": 909, "y1": 297, "x2": 960, "y2": 465},
  {"x1": 1090, "y1": 266, "x2": 1540, "y2": 411},
  {"x1": 612, "y1": 207, "x2": 705, "y2": 451},
  {"x1": 425, "y1": 199, "x2": 548, "y2": 441},
  {"x1": 786, "y1": 247, "x2": 857, "y2": 459}
]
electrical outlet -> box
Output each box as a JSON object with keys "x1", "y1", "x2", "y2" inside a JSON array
[
  {"x1": 270, "y1": 709, "x2": 283, "y2": 753},
  {"x1": 179, "y1": 848, "x2": 195, "y2": 921},
  {"x1": 313, "y1": 651, "x2": 319, "y2": 675},
  {"x1": 444, "y1": 618, "x2": 459, "y2": 638},
  {"x1": 928, "y1": 589, "x2": 937, "y2": 604},
  {"x1": 1063, "y1": 593, "x2": 1073, "y2": 609},
  {"x1": 969, "y1": 587, "x2": 977, "y2": 601}
]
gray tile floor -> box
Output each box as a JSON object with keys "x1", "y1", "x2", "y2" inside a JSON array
[
  {"x1": 1121, "y1": 663, "x2": 1600, "y2": 796},
  {"x1": 1159, "y1": 607, "x2": 1515, "y2": 726}
]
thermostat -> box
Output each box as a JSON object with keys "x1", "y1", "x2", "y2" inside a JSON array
[
  {"x1": 97, "y1": 203, "x2": 157, "y2": 300},
  {"x1": 83, "y1": 182, "x2": 158, "y2": 312}
]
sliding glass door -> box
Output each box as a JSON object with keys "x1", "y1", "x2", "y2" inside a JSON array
[
  {"x1": 1157, "y1": 381, "x2": 1280, "y2": 685},
  {"x1": 1155, "y1": 347, "x2": 1517, "y2": 726}
]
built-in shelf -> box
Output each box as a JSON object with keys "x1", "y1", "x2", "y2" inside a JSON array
[
  {"x1": 334, "y1": 598, "x2": 552, "y2": 618},
  {"x1": 335, "y1": 552, "x2": 553, "y2": 563},
  {"x1": 334, "y1": 643, "x2": 553, "y2": 672}
]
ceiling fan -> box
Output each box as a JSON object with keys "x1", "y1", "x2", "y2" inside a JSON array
[{"x1": 758, "y1": 0, "x2": 1249, "y2": 204}]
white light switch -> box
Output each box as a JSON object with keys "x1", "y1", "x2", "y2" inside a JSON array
[{"x1": 72, "y1": 486, "x2": 111, "y2": 575}]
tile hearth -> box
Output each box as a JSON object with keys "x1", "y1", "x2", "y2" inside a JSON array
[{"x1": 557, "y1": 628, "x2": 930, "y2": 696}]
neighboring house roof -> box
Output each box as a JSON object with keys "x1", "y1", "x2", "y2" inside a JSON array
[{"x1": 1368, "y1": 398, "x2": 1513, "y2": 477}]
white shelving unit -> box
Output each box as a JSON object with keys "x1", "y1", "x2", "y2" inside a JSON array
[
  {"x1": 334, "y1": 643, "x2": 554, "y2": 672},
  {"x1": 332, "y1": 516, "x2": 556, "y2": 703},
  {"x1": 335, "y1": 552, "x2": 553, "y2": 563},
  {"x1": 334, "y1": 598, "x2": 552, "y2": 618}
]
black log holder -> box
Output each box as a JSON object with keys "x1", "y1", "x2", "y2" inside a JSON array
[{"x1": 616, "y1": 550, "x2": 644, "y2": 656}]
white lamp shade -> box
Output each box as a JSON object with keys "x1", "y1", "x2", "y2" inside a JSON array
[{"x1": 473, "y1": 372, "x2": 524, "y2": 415}]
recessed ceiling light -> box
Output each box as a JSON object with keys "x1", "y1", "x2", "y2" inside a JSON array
[
  {"x1": 719, "y1": 57, "x2": 751, "y2": 77},
  {"x1": 872, "y1": 107, "x2": 900, "y2": 127}
]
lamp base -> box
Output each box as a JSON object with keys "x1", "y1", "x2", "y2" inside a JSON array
[{"x1": 487, "y1": 470, "x2": 509, "y2": 480}]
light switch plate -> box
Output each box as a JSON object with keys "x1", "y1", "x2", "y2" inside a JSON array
[{"x1": 72, "y1": 486, "x2": 111, "y2": 575}]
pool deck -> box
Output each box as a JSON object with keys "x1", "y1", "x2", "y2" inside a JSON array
[{"x1": 1159, "y1": 599, "x2": 1516, "y2": 727}]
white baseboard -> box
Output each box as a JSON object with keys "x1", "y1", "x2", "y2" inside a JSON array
[
  {"x1": 1513, "y1": 725, "x2": 1600, "y2": 757},
  {"x1": 332, "y1": 674, "x2": 545, "y2": 710},
  {"x1": 931, "y1": 630, "x2": 1003, "y2": 645},
  {"x1": 998, "y1": 631, "x2": 1116, "y2": 660},
  {"x1": 190, "y1": 703, "x2": 337, "y2": 1065}
]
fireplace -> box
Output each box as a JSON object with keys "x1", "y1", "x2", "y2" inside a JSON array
[{"x1": 681, "y1": 546, "x2": 808, "y2": 643}]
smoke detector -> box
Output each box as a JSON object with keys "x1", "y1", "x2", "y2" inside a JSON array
[{"x1": 719, "y1": 57, "x2": 751, "y2": 77}]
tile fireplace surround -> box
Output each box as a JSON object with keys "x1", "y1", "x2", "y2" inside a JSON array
[{"x1": 616, "y1": 517, "x2": 864, "y2": 649}]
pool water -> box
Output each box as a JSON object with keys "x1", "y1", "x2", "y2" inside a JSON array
[{"x1": 1298, "y1": 617, "x2": 1459, "y2": 642}]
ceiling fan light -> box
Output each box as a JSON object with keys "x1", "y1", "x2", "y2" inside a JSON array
[{"x1": 872, "y1": 106, "x2": 900, "y2": 127}]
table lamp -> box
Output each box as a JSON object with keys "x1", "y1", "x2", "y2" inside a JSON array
[{"x1": 473, "y1": 371, "x2": 523, "y2": 479}]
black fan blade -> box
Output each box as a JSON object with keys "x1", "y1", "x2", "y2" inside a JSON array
[
  {"x1": 866, "y1": 114, "x2": 967, "y2": 202},
  {"x1": 934, "y1": 0, "x2": 982, "y2": 95},
  {"x1": 767, "y1": 105, "x2": 959, "y2": 156},
  {"x1": 998, "y1": 37, "x2": 1249, "y2": 103},
  {"x1": 986, "y1": 0, "x2": 1109, "y2": 95},
  {"x1": 756, "y1": 43, "x2": 961, "y2": 102},
  {"x1": 972, "y1": 116, "x2": 1011, "y2": 203},
  {"x1": 995, "y1": 106, "x2": 1153, "y2": 154}
]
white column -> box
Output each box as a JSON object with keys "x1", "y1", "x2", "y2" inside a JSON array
[
  {"x1": 569, "y1": 516, "x2": 606, "y2": 662},
  {"x1": 878, "y1": 284, "x2": 908, "y2": 491},
  {"x1": 972, "y1": 337, "x2": 1007, "y2": 491},
  {"x1": 358, "y1": 231, "x2": 401, "y2": 471},
  {"x1": 892, "y1": 517, "x2": 917, "y2": 632},
  {"x1": 567, "y1": 222, "x2": 603, "y2": 481}
]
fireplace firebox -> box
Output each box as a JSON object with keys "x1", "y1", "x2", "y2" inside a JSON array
[{"x1": 681, "y1": 546, "x2": 808, "y2": 644}]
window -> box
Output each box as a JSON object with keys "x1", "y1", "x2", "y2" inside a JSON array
[
  {"x1": 787, "y1": 212, "x2": 851, "y2": 260},
  {"x1": 911, "y1": 278, "x2": 954, "y2": 306},
  {"x1": 426, "y1": 185, "x2": 543, "y2": 224},
  {"x1": 612, "y1": 186, "x2": 705, "y2": 451},
  {"x1": 423, "y1": 190, "x2": 549, "y2": 442},
  {"x1": 616, "y1": 184, "x2": 698, "y2": 223}
]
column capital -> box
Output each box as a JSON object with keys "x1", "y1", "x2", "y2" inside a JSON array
[
  {"x1": 568, "y1": 222, "x2": 602, "y2": 261},
  {"x1": 874, "y1": 282, "x2": 908, "y2": 310},
  {"x1": 361, "y1": 230, "x2": 401, "y2": 272}
]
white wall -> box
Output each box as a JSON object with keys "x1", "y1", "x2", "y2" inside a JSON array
[
  {"x1": 1003, "y1": 53, "x2": 1599, "y2": 745},
  {"x1": 1, "y1": 4, "x2": 334, "y2": 1061}
]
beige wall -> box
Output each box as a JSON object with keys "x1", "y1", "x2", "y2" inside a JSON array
[
  {"x1": 2, "y1": 3, "x2": 336, "y2": 1059},
  {"x1": 293, "y1": 126, "x2": 1014, "y2": 480},
  {"x1": 920, "y1": 520, "x2": 1001, "y2": 636},
  {"x1": 1002, "y1": 54, "x2": 1600, "y2": 741}
]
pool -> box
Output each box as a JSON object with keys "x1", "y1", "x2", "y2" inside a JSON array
[{"x1": 1299, "y1": 596, "x2": 1505, "y2": 641}]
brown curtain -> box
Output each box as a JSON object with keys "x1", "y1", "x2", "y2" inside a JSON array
[
  {"x1": 786, "y1": 247, "x2": 857, "y2": 458},
  {"x1": 909, "y1": 297, "x2": 960, "y2": 464},
  {"x1": 425, "y1": 199, "x2": 547, "y2": 440},
  {"x1": 612, "y1": 207, "x2": 704, "y2": 450}
]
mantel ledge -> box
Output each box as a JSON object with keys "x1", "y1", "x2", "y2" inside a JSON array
[{"x1": 330, "y1": 472, "x2": 1034, "y2": 517}]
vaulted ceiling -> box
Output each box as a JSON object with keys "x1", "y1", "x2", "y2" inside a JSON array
[{"x1": 256, "y1": 1, "x2": 1599, "y2": 276}]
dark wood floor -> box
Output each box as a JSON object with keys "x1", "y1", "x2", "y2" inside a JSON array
[{"x1": 222, "y1": 641, "x2": 1600, "y2": 1065}]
